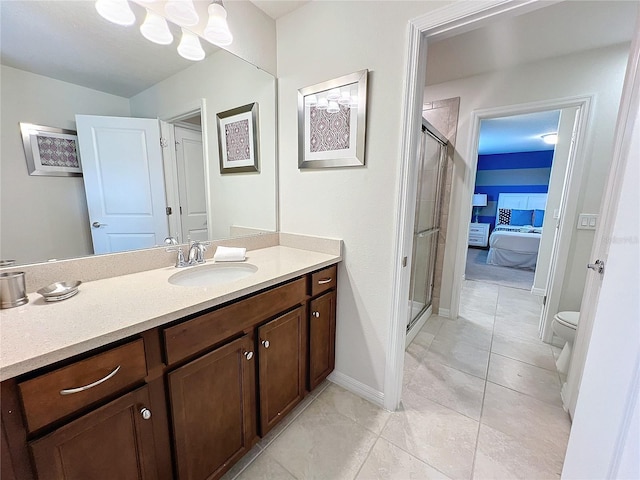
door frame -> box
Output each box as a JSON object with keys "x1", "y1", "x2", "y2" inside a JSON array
[
  {"x1": 386, "y1": 0, "x2": 548, "y2": 411},
  {"x1": 159, "y1": 99, "x2": 211, "y2": 244},
  {"x1": 454, "y1": 95, "x2": 592, "y2": 342}
]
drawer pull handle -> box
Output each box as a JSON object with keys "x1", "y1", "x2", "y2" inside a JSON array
[
  {"x1": 261, "y1": 340, "x2": 270, "y2": 349},
  {"x1": 140, "y1": 408, "x2": 152, "y2": 420},
  {"x1": 312, "y1": 311, "x2": 320, "y2": 318},
  {"x1": 59, "y1": 365, "x2": 121, "y2": 395},
  {"x1": 317, "y1": 278, "x2": 332, "y2": 285},
  {"x1": 244, "y1": 351, "x2": 254, "y2": 360}
]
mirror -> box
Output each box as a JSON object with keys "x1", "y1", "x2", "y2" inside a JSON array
[{"x1": 0, "y1": 1, "x2": 277, "y2": 266}]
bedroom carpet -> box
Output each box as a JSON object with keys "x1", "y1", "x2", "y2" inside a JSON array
[{"x1": 465, "y1": 247, "x2": 535, "y2": 290}]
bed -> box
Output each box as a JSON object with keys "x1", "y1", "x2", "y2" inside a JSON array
[{"x1": 486, "y1": 193, "x2": 547, "y2": 270}]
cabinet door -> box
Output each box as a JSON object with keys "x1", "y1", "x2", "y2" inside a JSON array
[
  {"x1": 168, "y1": 335, "x2": 256, "y2": 480},
  {"x1": 258, "y1": 307, "x2": 305, "y2": 435},
  {"x1": 29, "y1": 386, "x2": 160, "y2": 480},
  {"x1": 309, "y1": 291, "x2": 336, "y2": 390}
]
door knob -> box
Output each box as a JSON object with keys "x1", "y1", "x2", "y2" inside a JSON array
[
  {"x1": 261, "y1": 340, "x2": 270, "y2": 349},
  {"x1": 587, "y1": 259, "x2": 605, "y2": 274},
  {"x1": 140, "y1": 408, "x2": 152, "y2": 420},
  {"x1": 92, "y1": 221, "x2": 108, "y2": 228}
]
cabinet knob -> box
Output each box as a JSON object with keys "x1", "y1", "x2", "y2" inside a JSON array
[
  {"x1": 140, "y1": 408, "x2": 152, "y2": 420},
  {"x1": 244, "y1": 351, "x2": 254, "y2": 360},
  {"x1": 312, "y1": 311, "x2": 320, "y2": 318},
  {"x1": 261, "y1": 340, "x2": 270, "y2": 349}
]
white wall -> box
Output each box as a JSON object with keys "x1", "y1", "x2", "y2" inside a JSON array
[
  {"x1": 277, "y1": 1, "x2": 453, "y2": 395},
  {"x1": 424, "y1": 43, "x2": 630, "y2": 314},
  {"x1": 129, "y1": 49, "x2": 277, "y2": 240},
  {"x1": 0, "y1": 65, "x2": 130, "y2": 265}
]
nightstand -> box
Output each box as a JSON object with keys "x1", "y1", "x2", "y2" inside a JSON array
[{"x1": 468, "y1": 222, "x2": 490, "y2": 247}]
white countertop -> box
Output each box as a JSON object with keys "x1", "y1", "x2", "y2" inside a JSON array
[{"x1": 0, "y1": 246, "x2": 340, "y2": 381}]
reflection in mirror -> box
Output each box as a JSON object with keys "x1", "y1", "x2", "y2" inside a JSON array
[{"x1": 0, "y1": 1, "x2": 277, "y2": 266}]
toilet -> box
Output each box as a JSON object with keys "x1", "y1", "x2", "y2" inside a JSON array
[{"x1": 552, "y1": 311, "x2": 580, "y2": 374}]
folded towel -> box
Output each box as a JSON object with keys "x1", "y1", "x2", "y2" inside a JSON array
[{"x1": 213, "y1": 246, "x2": 247, "y2": 262}]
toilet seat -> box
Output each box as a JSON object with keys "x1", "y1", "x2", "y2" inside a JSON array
[{"x1": 555, "y1": 311, "x2": 579, "y2": 329}]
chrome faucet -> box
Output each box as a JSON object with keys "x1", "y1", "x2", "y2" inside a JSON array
[
  {"x1": 187, "y1": 240, "x2": 210, "y2": 265},
  {"x1": 165, "y1": 236, "x2": 189, "y2": 268}
]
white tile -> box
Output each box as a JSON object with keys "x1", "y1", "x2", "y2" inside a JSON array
[
  {"x1": 427, "y1": 337, "x2": 490, "y2": 379},
  {"x1": 234, "y1": 452, "x2": 297, "y2": 480},
  {"x1": 473, "y1": 423, "x2": 564, "y2": 479},
  {"x1": 422, "y1": 315, "x2": 446, "y2": 335},
  {"x1": 493, "y1": 314, "x2": 542, "y2": 344},
  {"x1": 435, "y1": 318, "x2": 493, "y2": 351},
  {"x1": 315, "y1": 384, "x2": 391, "y2": 435},
  {"x1": 487, "y1": 354, "x2": 562, "y2": 406},
  {"x1": 221, "y1": 444, "x2": 263, "y2": 480},
  {"x1": 257, "y1": 394, "x2": 316, "y2": 449},
  {"x1": 381, "y1": 391, "x2": 479, "y2": 479},
  {"x1": 481, "y1": 382, "x2": 571, "y2": 450},
  {"x1": 265, "y1": 399, "x2": 378, "y2": 480},
  {"x1": 490, "y1": 333, "x2": 557, "y2": 371},
  {"x1": 356, "y1": 437, "x2": 451, "y2": 480},
  {"x1": 406, "y1": 359, "x2": 485, "y2": 420}
]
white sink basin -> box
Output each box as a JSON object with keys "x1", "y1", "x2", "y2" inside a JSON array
[{"x1": 168, "y1": 263, "x2": 258, "y2": 287}]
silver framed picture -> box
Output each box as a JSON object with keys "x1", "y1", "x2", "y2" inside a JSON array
[
  {"x1": 216, "y1": 102, "x2": 260, "y2": 174},
  {"x1": 297, "y1": 69, "x2": 368, "y2": 168},
  {"x1": 19, "y1": 123, "x2": 82, "y2": 177}
]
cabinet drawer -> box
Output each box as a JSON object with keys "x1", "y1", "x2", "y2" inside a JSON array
[
  {"x1": 19, "y1": 339, "x2": 147, "y2": 433},
  {"x1": 310, "y1": 265, "x2": 337, "y2": 297},
  {"x1": 164, "y1": 278, "x2": 306, "y2": 365}
]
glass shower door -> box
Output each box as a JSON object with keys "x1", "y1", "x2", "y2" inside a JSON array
[{"x1": 407, "y1": 124, "x2": 447, "y2": 331}]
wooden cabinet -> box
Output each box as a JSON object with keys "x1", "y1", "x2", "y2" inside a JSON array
[
  {"x1": 29, "y1": 386, "x2": 161, "y2": 480},
  {"x1": 468, "y1": 222, "x2": 490, "y2": 247},
  {"x1": 168, "y1": 335, "x2": 256, "y2": 480},
  {"x1": 1, "y1": 264, "x2": 338, "y2": 480},
  {"x1": 309, "y1": 291, "x2": 337, "y2": 390},
  {"x1": 258, "y1": 307, "x2": 305, "y2": 435}
]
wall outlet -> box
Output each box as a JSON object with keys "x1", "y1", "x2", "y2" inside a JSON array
[{"x1": 577, "y1": 213, "x2": 598, "y2": 230}]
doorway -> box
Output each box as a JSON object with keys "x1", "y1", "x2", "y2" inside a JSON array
[{"x1": 406, "y1": 120, "x2": 448, "y2": 343}]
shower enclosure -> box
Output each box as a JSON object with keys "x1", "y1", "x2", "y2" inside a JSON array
[{"x1": 407, "y1": 120, "x2": 448, "y2": 334}]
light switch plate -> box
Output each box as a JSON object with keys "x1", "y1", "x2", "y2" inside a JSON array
[{"x1": 577, "y1": 213, "x2": 598, "y2": 230}]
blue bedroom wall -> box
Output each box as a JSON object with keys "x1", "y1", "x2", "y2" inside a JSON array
[{"x1": 473, "y1": 150, "x2": 553, "y2": 230}]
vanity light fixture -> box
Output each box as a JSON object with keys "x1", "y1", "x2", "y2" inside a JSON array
[
  {"x1": 177, "y1": 28, "x2": 205, "y2": 61},
  {"x1": 95, "y1": 0, "x2": 235, "y2": 62},
  {"x1": 140, "y1": 10, "x2": 173, "y2": 44},
  {"x1": 203, "y1": 1, "x2": 233, "y2": 47},
  {"x1": 305, "y1": 95, "x2": 318, "y2": 107},
  {"x1": 326, "y1": 101, "x2": 340, "y2": 114},
  {"x1": 164, "y1": 0, "x2": 199, "y2": 26},
  {"x1": 95, "y1": 0, "x2": 136, "y2": 26},
  {"x1": 542, "y1": 133, "x2": 558, "y2": 145},
  {"x1": 326, "y1": 88, "x2": 341, "y2": 101},
  {"x1": 316, "y1": 98, "x2": 329, "y2": 110},
  {"x1": 338, "y1": 91, "x2": 351, "y2": 105}
]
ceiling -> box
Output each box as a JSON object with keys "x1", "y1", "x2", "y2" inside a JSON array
[
  {"x1": 478, "y1": 110, "x2": 561, "y2": 155},
  {"x1": 249, "y1": 0, "x2": 309, "y2": 19}
]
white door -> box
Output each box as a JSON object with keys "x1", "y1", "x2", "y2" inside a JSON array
[
  {"x1": 174, "y1": 126, "x2": 208, "y2": 242},
  {"x1": 75, "y1": 115, "x2": 169, "y2": 254},
  {"x1": 562, "y1": 22, "x2": 640, "y2": 478}
]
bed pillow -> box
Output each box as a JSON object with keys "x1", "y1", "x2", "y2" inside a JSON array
[
  {"x1": 498, "y1": 208, "x2": 512, "y2": 225},
  {"x1": 509, "y1": 209, "x2": 534, "y2": 226},
  {"x1": 533, "y1": 209, "x2": 545, "y2": 227}
]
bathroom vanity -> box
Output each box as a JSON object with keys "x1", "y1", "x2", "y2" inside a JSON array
[{"x1": 0, "y1": 243, "x2": 339, "y2": 480}]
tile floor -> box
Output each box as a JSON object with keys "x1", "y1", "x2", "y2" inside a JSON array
[{"x1": 222, "y1": 280, "x2": 571, "y2": 480}]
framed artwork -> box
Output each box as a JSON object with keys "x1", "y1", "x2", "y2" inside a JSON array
[
  {"x1": 297, "y1": 69, "x2": 368, "y2": 168},
  {"x1": 19, "y1": 123, "x2": 82, "y2": 177},
  {"x1": 216, "y1": 102, "x2": 259, "y2": 174}
]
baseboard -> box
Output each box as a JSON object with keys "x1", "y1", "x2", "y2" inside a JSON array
[
  {"x1": 531, "y1": 287, "x2": 546, "y2": 296},
  {"x1": 328, "y1": 370, "x2": 385, "y2": 408},
  {"x1": 438, "y1": 307, "x2": 451, "y2": 318}
]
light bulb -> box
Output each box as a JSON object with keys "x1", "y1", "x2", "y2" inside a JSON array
[
  {"x1": 95, "y1": 0, "x2": 135, "y2": 26},
  {"x1": 177, "y1": 29, "x2": 205, "y2": 61},
  {"x1": 165, "y1": 0, "x2": 199, "y2": 27},
  {"x1": 326, "y1": 88, "x2": 340, "y2": 101},
  {"x1": 542, "y1": 133, "x2": 558, "y2": 145},
  {"x1": 338, "y1": 91, "x2": 351, "y2": 105},
  {"x1": 316, "y1": 98, "x2": 329, "y2": 110},
  {"x1": 203, "y1": 3, "x2": 233, "y2": 46},
  {"x1": 327, "y1": 101, "x2": 339, "y2": 114},
  {"x1": 305, "y1": 95, "x2": 318, "y2": 107},
  {"x1": 140, "y1": 10, "x2": 173, "y2": 45}
]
